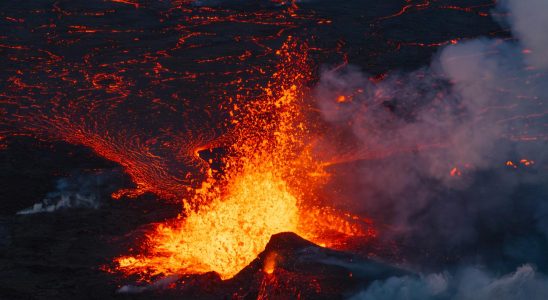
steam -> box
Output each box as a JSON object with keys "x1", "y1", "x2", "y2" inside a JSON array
[
  {"x1": 350, "y1": 264, "x2": 548, "y2": 300},
  {"x1": 502, "y1": 0, "x2": 548, "y2": 69},
  {"x1": 17, "y1": 171, "x2": 122, "y2": 215},
  {"x1": 314, "y1": 0, "x2": 548, "y2": 274}
]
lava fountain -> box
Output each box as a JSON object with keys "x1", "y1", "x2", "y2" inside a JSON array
[{"x1": 114, "y1": 37, "x2": 374, "y2": 280}]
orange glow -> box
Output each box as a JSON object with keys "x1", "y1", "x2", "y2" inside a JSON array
[
  {"x1": 337, "y1": 95, "x2": 347, "y2": 103},
  {"x1": 263, "y1": 252, "x2": 278, "y2": 275},
  {"x1": 113, "y1": 37, "x2": 373, "y2": 280},
  {"x1": 115, "y1": 168, "x2": 300, "y2": 279},
  {"x1": 520, "y1": 158, "x2": 534, "y2": 166},
  {"x1": 110, "y1": 0, "x2": 139, "y2": 8},
  {"x1": 506, "y1": 159, "x2": 535, "y2": 168}
]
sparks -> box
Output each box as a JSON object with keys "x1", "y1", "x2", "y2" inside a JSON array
[{"x1": 113, "y1": 38, "x2": 373, "y2": 280}]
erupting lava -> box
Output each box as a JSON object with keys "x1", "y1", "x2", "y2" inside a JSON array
[
  {"x1": 114, "y1": 37, "x2": 373, "y2": 280},
  {"x1": 117, "y1": 167, "x2": 302, "y2": 279}
]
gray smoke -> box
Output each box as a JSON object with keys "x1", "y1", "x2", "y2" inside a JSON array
[
  {"x1": 502, "y1": 0, "x2": 548, "y2": 69},
  {"x1": 17, "y1": 171, "x2": 122, "y2": 215},
  {"x1": 350, "y1": 264, "x2": 548, "y2": 300},
  {"x1": 313, "y1": 0, "x2": 548, "y2": 277}
]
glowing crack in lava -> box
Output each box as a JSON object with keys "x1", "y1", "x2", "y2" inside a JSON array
[{"x1": 114, "y1": 38, "x2": 374, "y2": 280}]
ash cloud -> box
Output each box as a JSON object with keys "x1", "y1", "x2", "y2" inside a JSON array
[{"x1": 314, "y1": 0, "x2": 548, "y2": 276}]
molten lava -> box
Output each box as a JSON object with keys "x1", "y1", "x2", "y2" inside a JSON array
[
  {"x1": 0, "y1": 0, "x2": 376, "y2": 282},
  {"x1": 114, "y1": 37, "x2": 373, "y2": 280},
  {"x1": 118, "y1": 167, "x2": 301, "y2": 279}
]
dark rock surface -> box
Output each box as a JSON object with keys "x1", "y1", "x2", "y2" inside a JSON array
[
  {"x1": 0, "y1": 0, "x2": 506, "y2": 298},
  {"x1": 114, "y1": 232, "x2": 410, "y2": 299}
]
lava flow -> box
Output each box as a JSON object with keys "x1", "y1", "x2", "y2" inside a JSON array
[{"x1": 113, "y1": 37, "x2": 374, "y2": 280}]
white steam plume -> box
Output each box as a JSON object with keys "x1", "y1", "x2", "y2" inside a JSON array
[
  {"x1": 350, "y1": 264, "x2": 548, "y2": 300},
  {"x1": 314, "y1": 0, "x2": 548, "y2": 271},
  {"x1": 17, "y1": 171, "x2": 121, "y2": 215},
  {"x1": 502, "y1": 0, "x2": 548, "y2": 69}
]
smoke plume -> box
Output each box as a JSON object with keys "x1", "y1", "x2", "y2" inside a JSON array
[
  {"x1": 313, "y1": 0, "x2": 548, "y2": 281},
  {"x1": 351, "y1": 264, "x2": 548, "y2": 300},
  {"x1": 17, "y1": 171, "x2": 123, "y2": 215},
  {"x1": 501, "y1": 0, "x2": 548, "y2": 69}
]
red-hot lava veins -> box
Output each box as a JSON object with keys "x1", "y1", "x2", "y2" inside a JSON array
[
  {"x1": 2, "y1": 0, "x2": 538, "y2": 296},
  {"x1": 1, "y1": 0, "x2": 376, "y2": 283},
  {"x1": 110, "y1": 35, "x2": 377, "y2": 281},
  {"x1": 1, "y1": 0, "x2": 326, "y2": 200}
]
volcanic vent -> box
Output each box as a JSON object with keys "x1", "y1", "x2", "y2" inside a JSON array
[
  {"x1": 2, "y1": 0, "x2": 547, "y2": 299},
  {"x1": 111, "y1": 37, "x2": 376, "y2": 284}
]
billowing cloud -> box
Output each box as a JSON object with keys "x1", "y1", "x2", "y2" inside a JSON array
[
  {"x1": 351, "y1": 265, "x2": 548, "y2": 300},
  {"x1": 313, "y1": 0, "x2": 548, "y2": 276}
]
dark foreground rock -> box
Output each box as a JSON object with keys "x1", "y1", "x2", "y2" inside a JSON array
[{"x1": 117, "y1": 232, "x2": 410, "y2": 299}]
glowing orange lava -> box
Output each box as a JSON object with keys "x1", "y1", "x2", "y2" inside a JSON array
[
  {"x1": 263, "y1": 252, "x2": 278, "y2": 275},
  {"x1": 114, "y1": 37, "x2": 373, "y2": 280}
]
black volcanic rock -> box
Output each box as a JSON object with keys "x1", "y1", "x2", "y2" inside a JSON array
[
  {"x1": 226, "y1": 232, "x2": 411, "y2": 299},
  {"x1": 118, "y1": 232, "x2": 411, "y2": 299},
  {"x1": 0, "y1": 0, "x2": 507, "y2": 298}
]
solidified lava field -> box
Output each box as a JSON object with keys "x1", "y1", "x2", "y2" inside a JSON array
[{"x1": 1, "y1": 1, "x2": 547, "y2": 299}]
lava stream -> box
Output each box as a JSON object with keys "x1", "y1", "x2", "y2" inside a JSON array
[{"x1": 114, "y1": 37, "x2": 374, "y2": 280}]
